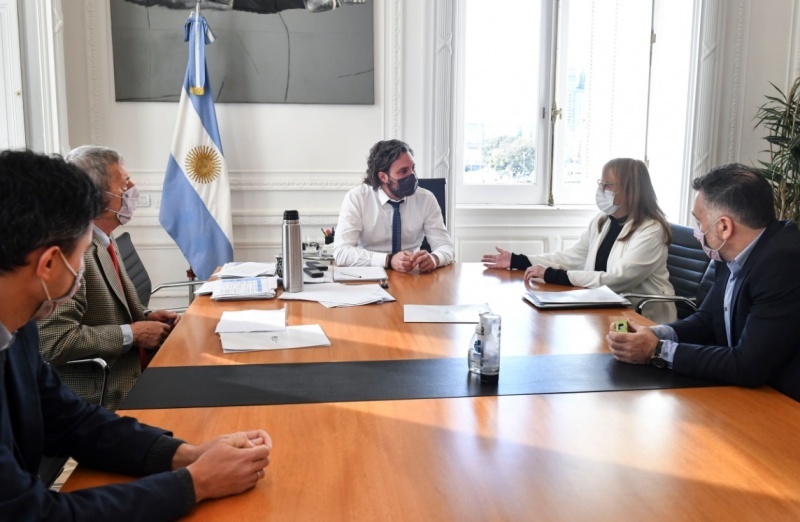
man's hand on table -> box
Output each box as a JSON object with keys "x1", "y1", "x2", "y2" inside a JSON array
[
  {"x1": 175, "y1": 430, "x2": 273, "y2": 502},
  {"x1": 606, "y1": 319, "x2": 660, "y2": 364}
]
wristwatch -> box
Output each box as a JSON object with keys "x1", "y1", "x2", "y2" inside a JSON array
[
  {"x1": 386, "y1": 253, "x2": 394, "y2": 269},
  {"x1": 650, "y1": 340, "x2": 667, "y2": 369}
]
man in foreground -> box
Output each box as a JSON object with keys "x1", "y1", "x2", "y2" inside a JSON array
[
  {"x1": 333, "y1": 139, "x2": 455, "y2": 272},
  {"x1": 0, "y1": 149, "x2": 272, "y2": 520},
  {"x1": 607, "y1": 163, "x2": 800, "y2": 401}
]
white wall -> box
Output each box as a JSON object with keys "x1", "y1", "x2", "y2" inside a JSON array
[{"x1": 53, "y1": 0, "x2": 800, "y2": 308}]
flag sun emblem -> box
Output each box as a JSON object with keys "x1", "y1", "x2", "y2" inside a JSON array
[{"x1": 185, "y1": 145, "x2": 221, "y2": 184}]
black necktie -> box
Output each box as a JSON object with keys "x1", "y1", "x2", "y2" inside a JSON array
[{"x1": 388, "y1": 200, "x2": 404, "y2": 254}]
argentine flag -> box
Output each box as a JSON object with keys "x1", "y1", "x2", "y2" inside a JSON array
[{"x1": 159, "y1": 11, "x2": 233, "y2": 280}]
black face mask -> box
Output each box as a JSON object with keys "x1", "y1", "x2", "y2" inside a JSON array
[{"x1": 387, "y1": 174, "x2": 418, "y2": 198}]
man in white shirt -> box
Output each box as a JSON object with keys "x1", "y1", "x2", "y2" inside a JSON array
[{"x1": 333, "y1": 140, "x2": 455, "y2": 272}]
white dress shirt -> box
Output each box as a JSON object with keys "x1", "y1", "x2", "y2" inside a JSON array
[{"x1": 333, "y1": 183, "x2": 455, "y2": 268}]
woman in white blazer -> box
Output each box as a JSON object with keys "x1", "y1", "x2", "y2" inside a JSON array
[{"x1": 482, "y1": 158, "x2": 677, "y2": 324}]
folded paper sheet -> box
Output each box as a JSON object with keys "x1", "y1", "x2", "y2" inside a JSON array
[{"x1": 220, "y1": 325, "x2": 331, "y2": 353}]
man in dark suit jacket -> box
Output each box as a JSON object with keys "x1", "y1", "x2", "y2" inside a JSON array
[
  {"x1": 606, "y1": 163, "x2": 800, "y2": 402},
  {"x1": 38, "y1": 145, "x2": 178, "y2": 410},
  {"x1": 0, "y1": 150, "x2": 271, "y2": 520}
]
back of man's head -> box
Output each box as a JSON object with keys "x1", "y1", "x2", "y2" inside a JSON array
[
  {"x1": 0, "y1": 149, "x2": 103, "y2": 273},
  {"x1": 65, "y1": 145, "x2": 123, "y2": 192},
  {"x1": 692, "y1": 163, "x2": 775, "y2": 229},
  {"x1": 363, "y1": 139, "x2": 414, "y2": 189}
]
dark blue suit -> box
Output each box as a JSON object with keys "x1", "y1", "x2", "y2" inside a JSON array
[
  {"x1": 671, "y1": 220, "x2": 800, "y2": 401},
  {"x1": 1, "y1": 321, "x2": 190, "y2": 521}
]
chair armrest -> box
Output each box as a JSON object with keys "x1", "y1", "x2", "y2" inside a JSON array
[
  {"x1": 151, "y1": 280, "x2": 208, "y2": 314},
  {"x1": 65, "y1": 357, "x2": 110, "y2": 407},
  {"x1": 150, "y1": 280, "x2": 208, "y2": 295},
  {"x1": 618, "y1": 293, "x2": 698, "y2": 315}
]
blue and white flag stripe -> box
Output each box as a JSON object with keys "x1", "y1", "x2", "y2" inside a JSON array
[{"x1": 159, "y1": 12, "x2": 232, "y2": 280}]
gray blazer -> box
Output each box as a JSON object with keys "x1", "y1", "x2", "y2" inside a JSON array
[{"x1": 38, "y1": 232, "x2": 147, "y2": 410}]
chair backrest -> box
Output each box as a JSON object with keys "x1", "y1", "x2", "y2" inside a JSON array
[
  {"x1": 667, "y1": 223, "x2": 711, "y2": 319},
  {"x1": 417, "y1": 178, "x2": 447, "y2": 252},
  {"x1": 114, "y1": 232, "x2": 152, "y2": 307},
  {"x1": 696, "y1": 261, "x2": 716, "y2": 309}
]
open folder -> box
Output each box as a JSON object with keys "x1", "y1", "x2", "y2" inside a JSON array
[{"x1": 523, "y1": 285, "x2": 631, "y2": 309}]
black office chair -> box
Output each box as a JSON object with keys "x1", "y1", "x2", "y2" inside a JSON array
[
  {"x1": 622, "y1": 223, "x2": 714, "y2": 319},
  {"x1": 115, "y1": 232, "x2": 206, "y2": 311},
  {"x1": 417, "y1": 178, "x2": 447, "y2": 253},
  {"x1": 37, "y1": 357, "x2": 110, "y2": 488}
]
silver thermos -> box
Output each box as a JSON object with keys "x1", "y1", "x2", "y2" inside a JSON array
[{"x1": 282, "y1": 210, "x2": 304, "y2": 292}]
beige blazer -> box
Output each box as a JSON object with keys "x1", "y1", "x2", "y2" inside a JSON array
[{"x1": 38, "y1": 232, "x2": 147, "y2": 410}]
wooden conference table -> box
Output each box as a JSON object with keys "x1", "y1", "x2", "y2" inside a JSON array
[{"x1": 64, "y1": 263, "x2": 800, "y2": 520}]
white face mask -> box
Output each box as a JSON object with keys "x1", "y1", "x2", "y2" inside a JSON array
[
  {"x1": 31, "y1": 250, "x2": 84, "y2": 322},
  {"x1": 105, "y1": 185, "x2": 140, "y2": 225},
  {"x1": 595, "y1": 187, "x2": 620, "y2": 215},
  {"x1": 693, "y1": 218, "x2": 726, "y2": 262}
]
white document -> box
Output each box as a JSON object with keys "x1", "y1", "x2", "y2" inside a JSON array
[
  {"x1": 215, "y1": 309, "x2": 287, "y2": 333},
  {"x1": 194, "y1": 280, "x2": 221, "y2": 295},
  {"x1": 403, "y1": 304, "x2": 492, "y2": 323},
  {"x1": 212, "y1": 277, "x2": 278, "y2": 301},
  {"x1": 280, "y1": 283, "x2": 394, "y2": 307},
  {"x1": 319, "y1": 286, "x2": 395, "y2": 308},
  {"x1": 220, "y1": 324, "x2": 331, "y2": 352},
  {"x1": 524, "y1": 285, "x2": 631, "y2": 309},
  {"x1": 333, "y1": 266, "x2": 388, "y2": 282},
  {"x1": 216, "y1": 262, "x2": 277, "y2": 278}
]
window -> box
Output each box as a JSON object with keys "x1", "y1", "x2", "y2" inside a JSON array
[{"x1": 455, "y1": 0, "x2": 695, "y2": 216}]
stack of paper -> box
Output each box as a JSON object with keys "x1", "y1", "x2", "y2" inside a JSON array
[
  {"x1": 215, "y1": 309, "x2": 331, "y2": 353},
  {"x1": 332, "y1": 266, "x2": 388, "y2": 282},
  {"x1": 404, "y1": 304, "x2": 491, "y2": 323},
  {"x1": 211, "y1": 277, "x2": 278, "y2": 301},
  {"x1": 523, "y1": 285, "x2": 631, "y2": 309},
  {"x1": 216, "y1": 262, "x2": 276, "y2": 278},
  {"x1": 219, "y1": 325, "x2": 331, "y2": 353},
  {"x1": 280, "y1": 283, "x2": 395, "y2": 308},
  {"x1": 215, "y1": 309, "x2": 287, "y2": 334}
]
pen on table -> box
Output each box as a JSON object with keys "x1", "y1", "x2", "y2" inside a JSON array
[{"x1": 340, "y1": 271, "x2": 362, "y2": 278}]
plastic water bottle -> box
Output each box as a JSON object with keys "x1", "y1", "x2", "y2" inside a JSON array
[
  {"x1": 478, "y1": 312, "x2": 501, "y2": 383},
  {"x1": 282, "y1": 210, "x2": 303, "y2": 292},
  {"x1": 468, "y1": 323, "x2": 484, "y2": 374}
]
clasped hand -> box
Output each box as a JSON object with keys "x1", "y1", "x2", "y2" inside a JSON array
[
  {"x1": 179, "y1": 430, "x2": 273, "y2": 502},
  {"x1": 391, "y1": 250, "x2": 439, "y2": 273}
]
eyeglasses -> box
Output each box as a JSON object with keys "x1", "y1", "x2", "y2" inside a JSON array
[{"x1": 596, "y1": 180, "x2": 616, "y2": 192}]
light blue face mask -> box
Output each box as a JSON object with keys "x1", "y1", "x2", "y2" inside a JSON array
[{"x1": 105, "y1": 185, "x2": 140, "y2": 225}]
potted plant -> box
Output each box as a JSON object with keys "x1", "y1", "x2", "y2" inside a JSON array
[{"x1": 755, "y1": 76, "x2": 800, "y2": 223}]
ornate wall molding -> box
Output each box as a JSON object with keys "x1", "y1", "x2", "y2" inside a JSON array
[
  {"x1": 430, "y1": 0, "x2": 456, "y2": 227},
  {"x1": 384, "y1": 0, "x2": 402, "y2": 138},
  {"x1": 791, "y1": 0, "x2": 800, "y2": 83},
  {"x1": 128, "y1": 212, "x2": 340, "y2": 228},
  {"x1": 84, "y1": 0, "x2": 102, "y2": 144},
  {"x1": 725, "y1": 0, "x2": 748, "y2": 163},
  {"x1": 128, "y1": 171, "x2": 363, "y2": 192}
]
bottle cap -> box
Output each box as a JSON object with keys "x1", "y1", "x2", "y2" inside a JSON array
[{"x1": 283, "y1": 210, "x2": 299, "y2": 220}]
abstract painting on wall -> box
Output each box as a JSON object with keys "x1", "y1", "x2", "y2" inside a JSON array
[{"x1": 110, "y1": 0, "x2": 374, "y2": 104}]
